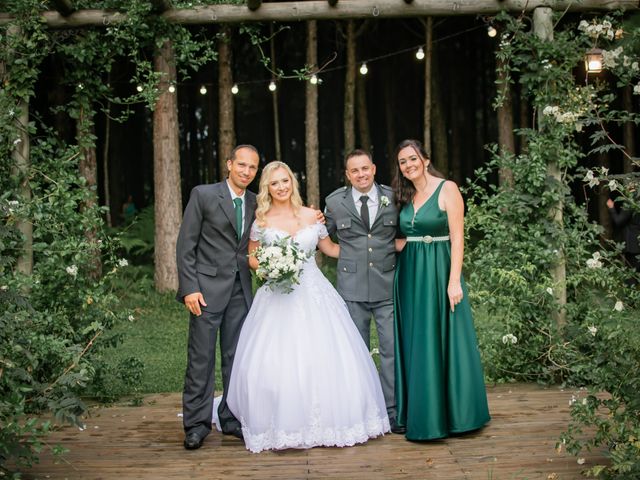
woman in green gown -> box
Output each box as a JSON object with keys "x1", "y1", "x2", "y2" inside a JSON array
[{"x1": 392, "y1": 139, "x2": 490, "y2": 441}]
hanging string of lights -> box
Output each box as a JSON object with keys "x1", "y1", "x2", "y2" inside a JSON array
[{"x1": 132, "y1": 20, "x2": 494, "y2": 96}]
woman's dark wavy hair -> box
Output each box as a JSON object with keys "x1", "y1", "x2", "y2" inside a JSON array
[{"x1": 391, "y1": 139, "x2": 445, "y2": 209}]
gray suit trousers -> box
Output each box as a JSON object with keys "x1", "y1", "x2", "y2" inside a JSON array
[
  {"x1": 182, "y1": 275, "x2": 247, "y2": 437},
  {"x1": 345, "y1": 299, "x2": 396, "y2": 420}
]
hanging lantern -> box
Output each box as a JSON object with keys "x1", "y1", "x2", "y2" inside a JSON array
[{"x1": 585, "y1": 48, "x2": 603, "y2": 74}]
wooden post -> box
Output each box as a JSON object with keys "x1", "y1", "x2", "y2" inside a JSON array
[
  {"x1": 270, "y1": 25, "x2": 282, "y2": 162},
  {"x1": 153, "y1": 39, "x2": 182, "y2": 292},
  {"x1": 305, "y1": 20, "x2": 320, "y2": 208},
  {"x1": 622, "y1": 85, "x2": 636, "y2": 173},
  {"x1": 534, "y1": 7, "x2": 566, "y2": 328},
  {"x1": 218, "y1": 25, "x2": 235, "y2": 180},
  {"x1": 7, "y1": 25, "x2": 33, "y2": 276}
]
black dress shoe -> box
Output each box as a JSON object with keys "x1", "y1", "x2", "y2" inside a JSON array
[
  {"x1": 390, "y1": 418, "x2": 407, "y2": 434},
  {"x1": 223, "y1": 426, "x2": 244, "y2": 440},
  {"x1": 184, "y1": 432, "x2": 204, "y2": 450}
]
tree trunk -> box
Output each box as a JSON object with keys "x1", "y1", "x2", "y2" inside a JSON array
[
  {"x1": 305, "y1": 20, "x2": 320, "y2": 208},
  {"x1": 77, "y1": 104, "x2": 102, "y2": 278},
  {"x1": 496, "y1": 56, "x2": 515, "y2": 186},
  {"x1": 597, "y1": 152, "x2": 612, "y2": 238},
  {"x1": 518, "y1": 87, "x2": 530, "y2": 154},
  {"x1": 356, "y1": 74, "x2": 370, "y2": 152},
  {"x1": 622, "y1": 85, "x2": 636, "y2": 173},
  {"x1": 423, "y1": 17, "x2": 433, "y2": 155},
  {"x1": 343, "y1": 20, "x2": 356, "y2": 154},
  {"x1": 383, "y1": 72, "x2": 396, "y2": 165},
  {"x1": 431, "y1": 40, "x2": 449, "y2": 177},
  {"x1": 534, "y1": 7, "x2": 566, "y2": 328},
  {"x1": 103, "y1": 77, "x2": 112, "y2": 227},
  {"x1": 218, "y1": 25, "x2": 235, "y2": 180},
  {"x1": 153, "y1": 39, "x2": 182, "y2": 292},
  {"x1": 7, "y1": 25, "x2": 33, "y2": 276},
  {"x1": 270, "y1": 24, "x2": 281, "y2": 161}
]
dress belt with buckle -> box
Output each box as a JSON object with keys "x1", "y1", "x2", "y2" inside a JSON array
[{"x1": 406, "y1": 235, "x2": 450, "y2": 243}]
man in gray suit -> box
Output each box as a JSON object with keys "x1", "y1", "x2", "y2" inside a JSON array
[
  {"x1": 176, "y1": 145, "x2": 259, "y2": 449},
  {"x1": 324, "y1": 149, "x2": 404, "y2": 434}
]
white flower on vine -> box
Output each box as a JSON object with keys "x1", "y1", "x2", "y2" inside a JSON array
[
  {"x1": 569, "y1": 394, "x2": 577, "y2": 405},
  {"x1": 8, "y1": 109, "x2": 15, "y2": 117},
  {"x1": 583, "y1": 169, "x2": 599, "y2": 188},
  {"x1": 587, "y1": 325, "x2": 597, "y2": 336},
  {"x1": 586, "y1": 258, "x2": 602, "y2": 269},
  {"x1": 608, "y1": 180, "x2": 619, "y2": 191},
  {"x1": 592, "y1": 252, "x2": 601, "y2": 260},
  {"x1": 502, "y1": 333, "x2": 518, "y2": 345},
  {"x1": 0, "y1": 285, "x2": 8, "y2": 291},
  {"x1": 13, "y1": 138, "x2": 21, "y2": 146},
  {"x1": 577, "y1": 457, "x2": 586, "y2": 465},
  {"x1": 614, "y1": 300, "x2": 624, "y2": 312},
  {"x1": 128, "y1": 314, "x2": 135, "y2": 321},
  {"x1": 370, "y1": 348, "x2": 379, "y2": 356},
  {"x1": 578, "y1": 20, "x2": 589, "y2": 31},
  {"x1": 546, "y1": 287, "x2": 554, "y2": 295},
  {"x1": 634, "y1": 84, "x2": 640, "y2": 95},
  {"x1": 542, "y1": 105, "x2": 559, "y2": 116},
  {"x1": 600, "y1": 167, "x2": 609, "y2": 176},
  {"x1": 66, "y1": 265, "x2": 78, "y2": 277},
  {"x1": 632, "y1": 62, "x2": 639, "y2": 71},
  {"x1": 117, "y1": 258, "x2": 129, "y2": 268}
]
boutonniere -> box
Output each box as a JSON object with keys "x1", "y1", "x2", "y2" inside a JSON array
[{"x1": 380, "y1": 195, "x2": 390, "y2": 207}]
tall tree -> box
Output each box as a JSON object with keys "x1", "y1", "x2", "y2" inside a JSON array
[
  {"x1": 431, "y1": 34, "x2": 449, "y2": 177},
  {"x1": 356, "y1": 74, "x2": 370, "y2": 153},
  {"x1": 496, "y1": 55, "x2": 515, "y2": 186},
  {"x1": 218, "y1": 25, "x2": 235, "y2": 180},
  {"x1": 423, "y1": 17, "x2": 433, "y2": 156},
  {"x1": 153, "y1": 39, "x2": 182, "y2": 292},
  {"x1": 270, "y1": 23, "x2": 282, "y2": 161},
  {"x1": 534, "y1": 7, "x2": 566, "y2": 327},
  {"x1": 344, "y1": 20, "x2": 356, "y2": 154},
  {"x1": 622, "y1": 85, "x2": 636, "y2": 173},
  {"x1": 305, "y1": 20, "x2": 320, "y2": 208}
]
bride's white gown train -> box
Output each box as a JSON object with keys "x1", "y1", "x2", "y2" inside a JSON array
[{"x1": 226, "y1": 222, "x2": 390, "y2": 453}]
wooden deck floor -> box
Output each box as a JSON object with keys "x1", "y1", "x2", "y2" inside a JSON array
[{"x1": 23, "y1": 384, "x2": 603, "y2": 480}]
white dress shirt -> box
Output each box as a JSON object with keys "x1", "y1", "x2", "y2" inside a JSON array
[{"x1": 352, "y1": 185, "x2": 378, "y2": 228}]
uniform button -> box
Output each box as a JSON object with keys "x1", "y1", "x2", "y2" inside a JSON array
[
  {"x1": 368, "y1": 247, "x2": 372, "y2": 252},
  {"x1": 341, "y1": 223, "x2": 345, "y2": 227},
  {"x1": 367, "y1": 234, "x2": 372, "y2": 238},
  {"x1": 343, "y1": 267, "x2": 347, "y2": 271},
  {"x1": 369, "y1": 262, "x2": 373, "y2": 267}
]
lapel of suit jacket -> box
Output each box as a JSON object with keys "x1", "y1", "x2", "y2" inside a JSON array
[
  {"x1": 341, "y1": 186, "x2": 363, "y2": 225},
  {"x1": 218, "y1": 181, "x2": 240, "y2": 239},
  {"x1": 242, "y1": 192, "x2": 257, "y2": 239}
]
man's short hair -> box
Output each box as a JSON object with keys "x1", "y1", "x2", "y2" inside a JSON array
[
  {"x1": 344, "y1": 149, "x2": 372, "y2": 168},
  {"x1": 229, "y1": 144, "x2": 259, "y2": 161}
]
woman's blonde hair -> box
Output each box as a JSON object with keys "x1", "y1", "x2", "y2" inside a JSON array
[{"x1": 255, "y1": 161, "x2": 304, "y2": 226}]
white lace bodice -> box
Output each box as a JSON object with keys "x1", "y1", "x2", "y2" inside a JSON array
[{"x1": 250, "y1": 221, "x2": 328, "y2": 255}]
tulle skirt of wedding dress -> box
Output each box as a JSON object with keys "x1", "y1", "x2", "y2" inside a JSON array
[{"x1": 226, "y1": 260, "x2": 390, "y2": 453}]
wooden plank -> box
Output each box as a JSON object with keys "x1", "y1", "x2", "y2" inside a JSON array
[
  {"x1": 0, "y1": 0, "x2": 638, "y2": 27},
  {"x1": 18, "y1": 384, "x2": 608, "y2": 479}
]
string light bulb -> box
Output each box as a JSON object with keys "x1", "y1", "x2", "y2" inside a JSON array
[
  {"x1": 487, "y1": 26, "x2": 497, "y2": 37},
  {"x1": 310, "y1": 74, "x2": 318, "y2": 85},
  {"x1": 168, "y1": 85, "x2": 176, "y2": 93},
  {"x1": 231, "y1": 84, "x2": 239, "y2": 94},
  {"x1": 136, "y1": 85, "x2": 143, "y2": 92},
  {"x1": 268, "y1": 81, "x2": 277, "y2": 92},
  {"x1": 359, "y1": 63, "x2": 368, "y2": 75},
  {"x1": 199, "y1": 85, "x2": 207, "y2": 95},
  {"x1": 415, "y1": 47, "x2": 425, "y2": 60}
]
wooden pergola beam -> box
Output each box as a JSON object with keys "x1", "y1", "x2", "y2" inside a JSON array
[
  {"x1": 1, "y1": 0, "x2": 638, "y2": 27},
  {"x1": 50, "y1": 0, "x2": 75, "y2": 17}
]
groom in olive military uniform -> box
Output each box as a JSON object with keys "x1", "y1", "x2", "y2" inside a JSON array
[{"x1": 324, "y1": 149, "x2": 404, "y2": 433}]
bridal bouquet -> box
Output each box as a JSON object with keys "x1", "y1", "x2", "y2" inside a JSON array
[{"x1": 252, "y1": 237, "x2": 309, "y2": 293}]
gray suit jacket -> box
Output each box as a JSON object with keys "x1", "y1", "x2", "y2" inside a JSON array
[
  {"x1": 176, "y1": 182, "x2": 256, "y2": 313},
  {"x1": 325, "y1": 183, "x2": 398, "y2": 302}
]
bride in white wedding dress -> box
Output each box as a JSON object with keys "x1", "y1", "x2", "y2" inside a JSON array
[{"x1": 226, "y1": 161, "x2": 389, "y2": 453}]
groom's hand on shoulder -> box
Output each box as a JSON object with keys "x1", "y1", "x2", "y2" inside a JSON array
[
  {"x1": 184, "y1": 292, "x2": 207, "y2": 316},
  {"x1": 310, "y1": 205, "x2": 325, "y2": 224}
]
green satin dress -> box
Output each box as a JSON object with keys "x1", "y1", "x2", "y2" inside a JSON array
[{"x1": 394, "y1": 180, "x2": 490, "y2": 440}]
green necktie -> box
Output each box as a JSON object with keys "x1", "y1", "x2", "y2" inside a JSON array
[{"x1": 233, "y1": 197, "x2": 243, "y2": 241}]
